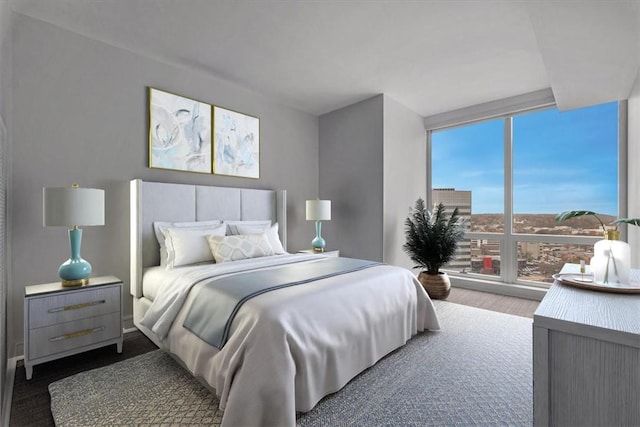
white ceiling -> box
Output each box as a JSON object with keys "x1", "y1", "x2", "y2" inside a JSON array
[{"x1": 10, "y1": 0, "x2": 640, "y2": 117}]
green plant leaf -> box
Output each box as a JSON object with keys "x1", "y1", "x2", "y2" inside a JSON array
[
  {"x1": 403, "y1": 199, "x2": 466, "y2": 274},
  {"x1": 613, "y1": 218, "x2": 640, "y2": 227},
  {"x1": 554, "y1": 210, "x2": 598, "y2": 222},
  {"x1": 555, "y1": 210, "x2": 605, "y2": 230}
]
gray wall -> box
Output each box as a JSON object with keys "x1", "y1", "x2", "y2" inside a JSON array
[
  {"x1": 319, "y1": 95, "x2": 384, "y2": 261},
  {"x1": 0, "y1": 2, "x2": 10, "y2": 418},
  {"x1": 383, "y1": 96, "x2": 427, "y2": 270},
  {"x1": 318, "y1": 94, "x2": 426, "y2": 265},
  {"x1": 9, "y1": 14, "x2": 319, "y2": 356}
]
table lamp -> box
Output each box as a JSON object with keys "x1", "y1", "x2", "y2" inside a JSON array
[
  {"x1": 306, "y1": 199, "x2": 331, "y2": 252},
  {"x1": 43, "y1": 184, "x2": 105, "y2": 286}
]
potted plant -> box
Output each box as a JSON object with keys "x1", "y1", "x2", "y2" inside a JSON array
[
  {"x1": 555, "y1": 210, "x2": 640, "y2": 284},
  {"x1": 403, "y1": 199, "x2": 466, "y2": 299}
]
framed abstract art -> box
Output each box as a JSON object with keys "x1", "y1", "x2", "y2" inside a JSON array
[
  {"x1": 149, "y1": 88, "x2": 212, "y2": 173},
  {"x1": 213, "y1": 106, "x2": 260, "y2": 179}
]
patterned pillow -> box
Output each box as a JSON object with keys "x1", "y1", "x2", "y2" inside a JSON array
[{"x1": 207, "y1": 233, "x2": 274, "y2": 263}]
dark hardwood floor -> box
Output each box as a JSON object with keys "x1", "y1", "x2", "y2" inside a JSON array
[
  {"x1": 447, "y1": 286, "x2": 540, "y2": 318},
  {"x1": 8, "y1": 287, "x2": 540, "y2": 426}
]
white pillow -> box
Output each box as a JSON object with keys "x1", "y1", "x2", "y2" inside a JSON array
[
  {"x1": 236, "y1": 223, "x2": 286, "y2": 254},
  {"x1": 225, "y1": 220, "x2": 272, "y2": 235},
  {"x1": 153, "y1": 220, "x2": 222, "y2": 266},
  {"x1": 207, "y1": 233, "x2": 274, "y2": 263},
  {"x1": 162, "y1": 224, "x2": 226, "y2": 269}
]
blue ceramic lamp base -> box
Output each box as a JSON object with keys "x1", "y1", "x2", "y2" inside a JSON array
[
  {"x1": 59, "y1": 227, "x2": 92, "y2": 287},
  {"x1": 311, "y1": 220, "x2": 326, "y2": 252}
]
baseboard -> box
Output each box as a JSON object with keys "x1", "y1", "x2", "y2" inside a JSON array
[
  {"x1": 3, "y1": 356, "x2": 17, "y2": 427},
  {"x1": 451, "y1": 276, "x2": 547, "y2": 301},
  {"x1": 123, "y1": 314, "x2": 134, "y2": 331}
]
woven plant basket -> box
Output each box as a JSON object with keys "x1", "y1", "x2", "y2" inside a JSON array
[{"x1": 418, "y1": 271, "x2": 451, "y2": 300}]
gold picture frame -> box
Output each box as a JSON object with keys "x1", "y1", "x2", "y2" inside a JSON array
[
  {"x1": 213, "y1": 105, "x2": 260, "y2": 179},
  {"x1": 148, "y1": 87, "x2": 212, "y2": 174}
]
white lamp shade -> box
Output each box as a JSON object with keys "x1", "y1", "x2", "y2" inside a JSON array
[
  {"x1": 43, "y1": 186, "x2": 105, "y2": 227},
  {"x1": 306, "y1": 200, "x2": 331, "y2": 221}
]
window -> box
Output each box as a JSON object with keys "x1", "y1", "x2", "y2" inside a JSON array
[{"x1": 430, "y1": 101, "x2": 620, "y2": 287}]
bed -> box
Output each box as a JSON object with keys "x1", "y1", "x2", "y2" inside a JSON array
[{"x1": 130, "y1": 179, "x2": 440, "y2": 427}]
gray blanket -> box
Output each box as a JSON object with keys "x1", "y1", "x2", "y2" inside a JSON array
[{"x1": 183, "y1": 257, "x2": 380, "y2": 348}]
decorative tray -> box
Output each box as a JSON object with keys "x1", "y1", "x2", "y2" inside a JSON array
[{"x1": 552, "y1": 273, "x2": 640, "y2": 294}]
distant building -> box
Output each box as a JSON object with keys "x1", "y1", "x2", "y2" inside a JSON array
[
  {"x1": 432, "y1": 188, "x2": 471, "y2": 272},
  {"x1": 519, "y1": 242, "x2": 541, "y2": 260}
]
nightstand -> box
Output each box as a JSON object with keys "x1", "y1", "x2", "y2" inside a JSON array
[
  {"x1": 298, "y1": 249, "x2": 340, "y2": 257},
  {"x1": 24, "y1": 275, "x2": 123, "y2": 379}
]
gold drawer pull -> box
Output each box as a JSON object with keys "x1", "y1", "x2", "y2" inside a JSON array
[
  {"x1": 49, "y1": 326, "x2": 105, "y2": 342},
  {"x1": 48, "y1": 300, "x2": 106, "y2": 313}
]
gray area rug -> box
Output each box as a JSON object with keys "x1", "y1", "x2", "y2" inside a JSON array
[{"x1": 49, "y1": 301, "x2": 532, "y2": 426}]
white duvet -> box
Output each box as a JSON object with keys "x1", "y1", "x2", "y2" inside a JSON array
[{"x1": 140, "y1": 254, "x2": 440, "y2": 427}]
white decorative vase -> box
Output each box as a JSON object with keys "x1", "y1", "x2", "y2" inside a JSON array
[{"x1": 590, "y1": 230, "x2": 631, "y2": 285}]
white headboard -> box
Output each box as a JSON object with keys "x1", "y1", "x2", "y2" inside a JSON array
[{"x1": 130, "y1": 179, "x2": 286, "y2": 298}]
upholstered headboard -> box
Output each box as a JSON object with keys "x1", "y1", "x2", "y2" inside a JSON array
[{"x1": 130, "y1": 179, "x2": 286, "y2": 298}]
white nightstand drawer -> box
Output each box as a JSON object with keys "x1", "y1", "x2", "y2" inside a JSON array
[
  {"x1": 27, "y1": 311, "x2": 121, "y2": 360},
  {"x1": 298, "y1": 249, "x2": 340, "y2": 257},
  {"x1": 28, "y1": 285, "x2": 121, "y2": 329},
  {"x1": 24, "y1": 276, "x2": 123, "y2": 380}
]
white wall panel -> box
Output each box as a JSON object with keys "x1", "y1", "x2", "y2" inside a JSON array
[{"x1": 383, "y1": 96, "x2": 426, "y2": 269}]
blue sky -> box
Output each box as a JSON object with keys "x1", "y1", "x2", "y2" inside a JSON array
[{"x1": 431, "y1": 102, "x2": 619, "y2": 215}]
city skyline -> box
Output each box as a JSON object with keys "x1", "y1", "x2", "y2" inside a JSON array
[{"x1": 431, "y1": 101, "x2": 619, "y2": 215}]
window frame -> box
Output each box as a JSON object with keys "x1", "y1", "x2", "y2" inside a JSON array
[{"x1": 426, "y1": 101, "x2": 627, "y2": 289}]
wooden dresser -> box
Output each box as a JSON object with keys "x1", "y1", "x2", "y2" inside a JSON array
[{"x1": 533, "y1": 271, "x2": 640, "y2": 426}]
